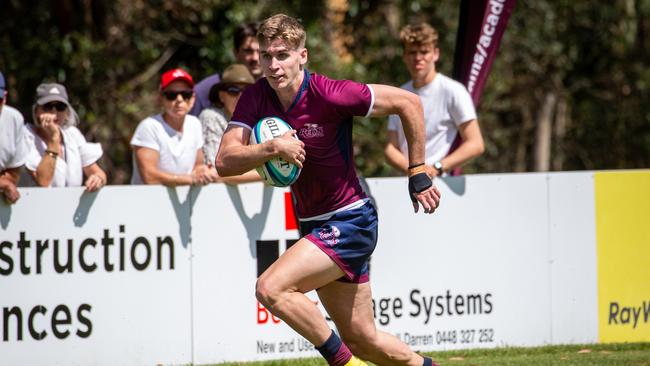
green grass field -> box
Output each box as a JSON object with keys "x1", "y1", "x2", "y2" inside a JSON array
[{"x1": 214, "y1": 343, "x2": 650, "y2": 366}]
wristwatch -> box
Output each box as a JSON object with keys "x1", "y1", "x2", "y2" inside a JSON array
[{"x1": 433, "y1": 161, "x2": 444, "y2": 175}]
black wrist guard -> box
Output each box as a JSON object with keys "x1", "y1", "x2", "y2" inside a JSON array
[{"x1": 408, "y1": 172, "x2": 432, "y2": 202}]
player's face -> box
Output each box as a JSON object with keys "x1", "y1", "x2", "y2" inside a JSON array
[
  {"x1": 403, "y1": 42, "x2": 439, "y2": 80},
  {"x1": 235, "y1": 37, "x2": 262, "y2": 79},
  {"x1": 160, "y1": 80, "x2": 195, "y2": 119},
  {"x1": 260, "y1": 38, "x2": 307, "y2": 93}
]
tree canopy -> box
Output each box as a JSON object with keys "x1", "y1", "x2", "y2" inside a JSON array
[{"x1": 1, "y1": 0, "x2": 648, "y2": 183}]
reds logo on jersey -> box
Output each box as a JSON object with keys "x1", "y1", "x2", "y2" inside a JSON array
[{"x1": 299, "y1": 123, "x2": 324, "y2": 139}]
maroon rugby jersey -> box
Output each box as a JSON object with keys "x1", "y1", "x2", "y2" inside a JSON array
[{"x1": 231, "y1": 70, "x2": 375, "y2": 218}]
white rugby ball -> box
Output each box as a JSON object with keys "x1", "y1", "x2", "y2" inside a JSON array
[{"x1": 249, "y1": 116, "x2": 301, "y2": 187}]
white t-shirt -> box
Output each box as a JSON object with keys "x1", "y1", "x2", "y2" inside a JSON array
[
  {"x1": 0, "y1": 105, "x2": 29, "y2": 171},
  {"x1": 198, "y1": 107, "x2": 228, "y2": 166},
  {"x1": 387, "y1": 73, "x2": 477, "y2": 165},
  {"x1": 22, "y1": 124, "x2": 103, "y2": 187},
  {"x1": 130, "y1": 114, "x2": 204, "y2": 184}
]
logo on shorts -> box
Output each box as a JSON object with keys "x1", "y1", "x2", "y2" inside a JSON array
[
  {"x1": 299, "y1": 123, "x2": 324, "y2": 139},
  {"x1": 318, "y1": 226, "x2": 340, "y2": 246}
]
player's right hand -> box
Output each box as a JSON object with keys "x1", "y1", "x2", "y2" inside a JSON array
[{"x1": 273, "y1": 130, "x2": 306, "y2": 168}]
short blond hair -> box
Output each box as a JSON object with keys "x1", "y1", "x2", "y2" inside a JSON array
[
  {"x1": 258, "y1": 14, "x2": 306, "y2": 49},
  {"x1": 400, "y1": 23, "x2": 438, "y2": 48}
]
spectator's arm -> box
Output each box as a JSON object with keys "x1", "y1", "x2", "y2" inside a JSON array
[
  {"x1": 0, "y1": 167, "x2": 21, "y2": 185},
  {"x1": 30, "y1": 150, "x2": 58, "y2": 187},
  {"x1": 192, "y1": 149, "x2": 218, "y2": 184},
  {"x1": 0, "y1": 168, "x2": 21, "y2": 204},
  {"x1": 439, "y1": 119, "x2": 484, "y2": 172},
  {"x1": 384, "y1": 130, "x2": 409, "y2": 175},
  {"x1": 134, "y1": 146, "x2": 194, "y2": 186},
  {"x1": 82, "y1": 163, "x2": 107, "y2": 192}
]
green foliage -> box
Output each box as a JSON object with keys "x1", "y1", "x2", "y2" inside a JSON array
[{"x1": 1, "y1": 0, "x2": 648, "y2": 182}]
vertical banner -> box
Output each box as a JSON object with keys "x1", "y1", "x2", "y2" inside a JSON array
[
  {"x1": 447, "y1": 0, "x2": 516, "y2": 175},
  {"x1": 452, "y1": 0, "x2": 516, "y2": 105}
]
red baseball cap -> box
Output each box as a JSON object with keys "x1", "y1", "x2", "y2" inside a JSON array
[{"x1": 160, "y1": 68, "x2": 194, "y2": 89}]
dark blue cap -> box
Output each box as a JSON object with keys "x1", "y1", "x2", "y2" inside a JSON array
[{"x1": 0, "y1": 72, "x2": 5, "y2": 94}]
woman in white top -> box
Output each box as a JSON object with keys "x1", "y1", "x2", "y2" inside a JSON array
[
  {"x1": 22, "y1": 83, "x2": 106, "y2": 191},
  {"x1": 131, "y1": 68, "x2": 217, "y2": 186},
  {"x1": 199, "y1": 64, "x2": 260, "y2": 184}
]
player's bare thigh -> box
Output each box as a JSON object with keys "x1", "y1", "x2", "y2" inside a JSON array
[
  {"x1": 257, "y1": 237, "x2": 345, "y2": 297},
  {"x1": 317, "y1": 280, "x2": 377, "y2": 340}
]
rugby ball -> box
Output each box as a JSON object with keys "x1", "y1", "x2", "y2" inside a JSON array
[{"x1": 249, "y1": 116, "x2": 301, "y2": 187}]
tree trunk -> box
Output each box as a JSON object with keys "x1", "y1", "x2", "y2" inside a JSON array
[
  {"x1": 552, "y1": 96, "x2": 568, "y2": 171},
  {"x1": 515, "y1": 104, "x2": 533, "y2": 172},
  {"x1": 533, "y1": 92, "x2": 557, "y2": 172}
]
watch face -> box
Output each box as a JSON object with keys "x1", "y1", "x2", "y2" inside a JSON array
[{"x1": 434, "y1": 162, "x2": 443, "y2": 170}]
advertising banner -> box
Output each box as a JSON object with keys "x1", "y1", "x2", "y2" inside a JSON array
[
  {"x1": 452, "y1": 0, "x2": 516, "y2": 105},
  {"x1": 2, "y1": 171, "x2": 647, "y2": 365},
  {"x1": 595, "y1": 171, "x2": 650, "y2": 343},
  {"x1": 0, "y1": 186, "x2": 194, "y2": 365}
]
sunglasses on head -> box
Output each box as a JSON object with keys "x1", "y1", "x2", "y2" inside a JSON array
[
  {"x1": 163, "y1": 90, "x2": 194, "y2": 101},
  {"x1": 42, "y1": 102, "x2": 68, "y2": 112},
  {"x1": 224, "y1": 86, "x2": 244, "y2": 95}
]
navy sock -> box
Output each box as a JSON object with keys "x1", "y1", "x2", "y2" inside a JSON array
[
  {"x1": 423, "y1": 356, "x2": 437, "y2": 366},
  {"x1": 316, "y1": 330, "x2": 353, "y2": 366}
]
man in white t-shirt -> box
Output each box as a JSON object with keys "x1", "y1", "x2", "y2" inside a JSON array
[
  {"x1": 0, "y1": 71, "x2": 28, "y2": 203},
  {"x1": 385, "y1": 23, "x2": 484, "y2": 177}
]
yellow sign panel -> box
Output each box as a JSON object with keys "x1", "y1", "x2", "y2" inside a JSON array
[{"x1": 595, "y1": 170, "x2": 650, "y2": 342}]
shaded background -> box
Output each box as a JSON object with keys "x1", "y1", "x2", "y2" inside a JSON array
[{"x1": 1, "y1": 0, "x2": 648, "y2": 183}]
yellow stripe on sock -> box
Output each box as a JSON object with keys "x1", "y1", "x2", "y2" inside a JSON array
[{"x1": 344, "y1": 356, "x2": 368, "y2": 366}]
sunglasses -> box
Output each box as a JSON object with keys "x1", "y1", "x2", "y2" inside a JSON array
[
  {"x1": 42, "y1": 102, "x2": 68, "y2": 112},
  {"x1": 224, "y1": 86, "x2": 244, "y2": 96},
  {"x1": 163, "y1": 90, "x2": 194, "y2": 101}
]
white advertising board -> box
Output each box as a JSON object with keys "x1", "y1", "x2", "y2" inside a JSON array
[
  {"x1": 0, "y1": 172, "x2": 602, "y2": 365},
  {"x1": 547, "y1": 172, "x2": 598, "y2": 343},
  {"x1": 0, "y1": 186, "x2": 193, "y2": 366}
]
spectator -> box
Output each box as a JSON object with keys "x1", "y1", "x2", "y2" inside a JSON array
[
  {"x1": 199, "y1": 64, "x2": 259, "y2": 184},
  {"x1": 385, "y1": 23, "x2": 484, "y2": 177},
  {"x1": 131, "y1": 68, "x2": 217, "y2": 186},
  {"x1": 21, "y1": 82, "x2": 106, "y2": 191},
  {"x1": 190, "y1": 22, "x2": 262, "y2": 116},
  {"x1": 0, "y1": 71, "x2": 28, "y2": 203}
]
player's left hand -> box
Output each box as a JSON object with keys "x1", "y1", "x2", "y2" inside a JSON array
[
  {"x1": 408, "y1": 165, "x2": 441, "y2": 214},
  {"x1": 412, "y1": 185, "x2": 441, "y2": 214}
]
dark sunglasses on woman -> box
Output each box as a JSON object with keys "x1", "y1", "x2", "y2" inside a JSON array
[
  {"x1": 225, "y1": 86, "x2": 244, "y2": 95},
  {"x1": 163, "y1": 90, "x2": 194, "y2": 101},
  {"x1": 42, "y1": 102, "x2": 68, "y2": 112}
]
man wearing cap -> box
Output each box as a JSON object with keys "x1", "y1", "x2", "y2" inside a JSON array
[
  {"x1": 131, "y1": 68, "x2": 217, "y2": 186},
  {"x1": 22, "y1": 82, "x2": 107, "y2": 191},
  {"x1": 0, "y1": 71, "x2": 29, "y2": 203},
  {"x1": 198, "y1": 64, "x2": 260, "y2": 184},
  {"x1": 190, "y1": 22, "x2": 263, "y2": 116}
]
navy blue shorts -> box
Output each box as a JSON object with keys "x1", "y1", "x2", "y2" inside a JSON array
[{"x1": 300, "y1": 201, "x2": 378, "y2": 283}]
